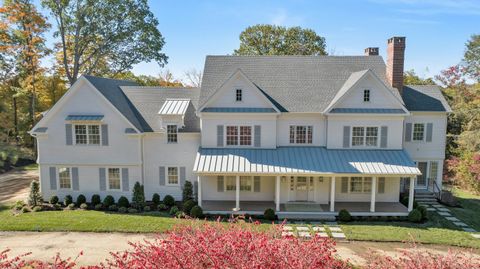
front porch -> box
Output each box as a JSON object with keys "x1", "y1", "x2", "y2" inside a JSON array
[{"x1": 201, "y1": 200, "x2": 409, "y2": 217}]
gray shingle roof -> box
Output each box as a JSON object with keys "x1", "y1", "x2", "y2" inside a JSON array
[
  {"x1": 200, "y1": 55, "x2": 400, "y2": 112},
  {"x1": 121, "y1": 87, "x2": 200, "y2": 132},
  {"x1": 403, "y1": 85, "x2": 452, "y2": 112},
  {"x1": 83, "y1": 75, "x2": 150, "y2": 132},
  {"x1": 330, "y1": 108, "x2": 406, "y2": 114},
  {"x1": 193, "y1": 147, "x2": 420, "y2": 175},
  {"x1": 202, "y1": 107, "x2": 277, "y2": 113}
]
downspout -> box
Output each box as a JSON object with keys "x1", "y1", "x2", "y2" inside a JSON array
[{"x1": 141, "y1": 134, "x2": 145, "y2": 185}]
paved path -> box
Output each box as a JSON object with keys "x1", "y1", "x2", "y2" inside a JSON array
[
  {"x1": 0, "y1": 169, "x2": 38, "y2": 204},
  {"x1": 0, "y1": 232, "x2": 479, "y2": 266}
]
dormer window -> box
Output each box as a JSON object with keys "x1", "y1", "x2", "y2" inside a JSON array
[
  {"x1": 363, "y1": 90, "x2": 370, "y2": 102},
  {"x1": 235, "y1": 89, "x2": 242, "y2": 102},
  {"x1": 363, "y1": 89, "x2": 370, "y2": 102}
]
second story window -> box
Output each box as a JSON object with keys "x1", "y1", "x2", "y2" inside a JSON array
[
  {"x1": 413, "y1": 123, "x2": 425, "y2": 141},
  {"x1": 167, "y1": 125, "x2": 178, "y2": 143},
  {"x1": 289, "y1": 126, "x2": 313, "y2": 144},
  {"x1": 226, "y1": 126, "x2": 251, "y2": 146},
  {"x1": 235, "y1": 89, "x2": 242, "y2": 102},
  {"x1": 352, "y1": 126, "x2": 378, "y2": 147},
  {"x1": 363, "y1": 89, "x2": 370, "y2": 102},
  {"x1": 74, "y1": 124, "x2": 100, "y2": 145}
]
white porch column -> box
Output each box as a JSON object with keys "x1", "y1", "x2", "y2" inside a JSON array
[
  {"x1": 330, "y1": 177, "x2": 336, "y2": 212},
  {"x1": 370, "y1": 177, "x2": 377, "y2": 212},
  {"x1": 275, "y1": 176, "x2": 280, "y2": 211},
  {"x1": 197, "y1": 176, "x2": 202, "y2": 207},
  {"x1": 408, "y1": 177, "x2": 415, "y2": 212},
  {"x1": 235, "y1": 175, "x2": 240, "y2": 210}
]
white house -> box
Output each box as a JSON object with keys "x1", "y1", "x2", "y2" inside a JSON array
[{"x1": 30, "y1": 37, "x2": 451, "y2": 218}]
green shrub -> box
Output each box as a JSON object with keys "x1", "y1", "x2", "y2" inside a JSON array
[
  {"x1": 182, "y1": 181, "x2": 194, "y2": 202},
  {"x1": 338, "y1": 209, "x2": 352, "y2": 222},
  {"x1": 91, "y1": 194, "x2": 101, "y2": 206},
  {"x1": 76, "y1": 194, "x2": 86, "y2": 206},
  {"x1": 413, "y1": 201, "x2": 419, "y2": 209},
  {"x1": 118, "y1": 207, "x2": 127, "y2": 213},
  {"x1": 152, "y1": 193, "x2": 160, "y2": 205},
  {"x1": 118, "y1": 196, "x2": 130, "y2": 208},
  {"x1": 176, "y1": 211, "x2": 185, "y2": 218},
  {"x1": 49, "y1": 195, "x2": 59, "y2": 205},
  {"x1": 144, "y1": 205, "x2": 151, "y2": 212},
  {"x1": 417, "y1": 205, "x2": 428, "y2": 220},
  {"x1": 32, "y1": 206, "x2": 42, "y2": 212},
  {"x1": 263, "y1": 208, "x2": 276, "y2": 221},
  {"x1": 54, "y1": 203, "x2": 62, "y2": 210},
  {"x1": 103, "y1": 195, "x2": 115, "y2": 207},
  {"x1": 64, "y1": 195, "x2": 73, "y2": 206},
  {"x1": 108, "y1": 204, "x2": 118, "y2": 211},
  {"x1": 28, "y1": 180, "x2": 42, "y2": 207},
  {"x1": 21, "y1": 206, "x2": 31, "y2": 213},
  {"x1": 158, "y1": 203, "x2": 167, "y2": 211},
  {"x1": 67, "y1": 203, "x2": 75, "y2": 210},
  {"x1": 80, "y1": 203, "x2": 88, "y2": 210},
  {"x1": 128, "y1": 208, "x2": 138, "y2": 214},
  {"x1": 163, "y1": 195, "x2": 175, "y2": 207},
  {"x1": 183, "y1": 200, "x2": 196, "y2": 215},
  {"x1": 190, "y1": 205, "x2": 203, "y2": 218},
  {"x1": 408, "y1": 209, "x2": 422, "y2": 223},
  {"x1": 132, "y1": 182, "x2": 145, "y2": 209},
  {"x1": 169, "y1": 206, "x2": 179, "y2": 215},
  {"x1": 94, "y1": 203, "x2": 103, "y2": 210},
  {"x1": 12, "y1": 200, "x2": 25, "y2": 211},
  {"x1": 401, "y1": 196, "x2": 419, "y2": 209}
]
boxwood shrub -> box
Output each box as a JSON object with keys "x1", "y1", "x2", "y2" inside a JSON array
[
  {"x1": 91, "y1": 194, "x2": 101, "y2": 206},
  {"x1": 338, "y1": 209, "x2": 352, "y2": 222},
  {"x1": 263, "y1": 208, "x2": 276, "y2": 221},
  {"x1": 408, "y1": 209, "x2": 422, "y2": 223},
  {"x1": 163, "y1": 195, "x2": 175, "y2": 207},
  {"x1": 190, "y1": 205, "x2": 203, "y2": 218},
  {"x1": 76, "y1": 194, "x2": 86, "y2": 206},
  {"x1": 103, "y1": 195, "x2": 115, "y2": 207},
  {"x1": 152, "y1": 193, "x2": 160, "y2": 205},
  {"x1": 49, "y1": 195, "x2": 59, "y2": 205},
  {"x1": 183, "y1": 200, "x2": 196, "y2": 215},
  {"x1": 118, "y1": 196, "x2": 130, "y2": 208},
  {"x1": 64, "y1": 195, "x2": 73, "y2": 206}
]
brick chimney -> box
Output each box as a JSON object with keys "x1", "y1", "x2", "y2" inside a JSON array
[
  {"x1": 386, "y1": 37, "x2": 406, "y2": 95},
  {"x1": 364, "y1": 47, "x2": 379, "y2": 56}
]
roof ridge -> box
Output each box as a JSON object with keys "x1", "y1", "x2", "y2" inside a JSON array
[
  {"x1": 206, "y1": 55, "x2": 382, "y2": 58},
  {"x1": 82, "y1": 75, "x2": 139, "y2": 85}
]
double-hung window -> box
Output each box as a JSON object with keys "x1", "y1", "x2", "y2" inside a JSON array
[
  {"x1": 167, "y1": 167, "x2": 179, "y2": 185},
  {"x1": 74, "y1": 124, "x2": 100, "y2": 145},
  {"x1": 413, "y1": 123, "x2": 425, "y2": 141},
  {"x1": 226, "y1": 126, "x2": 251, "y2": 146},
  {"x1": 240, "y1": 176, "x2": 252, "y2": 191},
  {"x1": 349, "y1": 177, "x2": 372, "y2": 193},
  {"x1": 58, "y1": 167, "x2": 71, "y2": 189},
  {"x1": 167, "y1": 125, "x2": 178, "y2": 143},
  {"x1": 352, "y1": 126, "x2": 378, "y2": 147},
  {"x1": 225, "y1": 176, "x2": 236, "y2": 191},
  {"x1": 289, "y1": 126, "x2": 313, "y2": 144},
  {"x1": 108, "y1": 168, "x2": 121, "y2": 190}
]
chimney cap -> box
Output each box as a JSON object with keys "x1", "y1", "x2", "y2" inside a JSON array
[
  {"x1": 364, "y1": 47, "x2": 379, "y2": 56},
  {"x1": 388, "y1": 36, "x2": 406, "y2": 44}
]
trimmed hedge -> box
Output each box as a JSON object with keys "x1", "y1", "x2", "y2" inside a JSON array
[
  {"x1": 263, "y1": 208, "x2": 276, "y2": 221},
  {"x1": 64, "y1": 195, "x2": 73, "y2": 206},
  {"x1": 49, "y1": 195, "x2": 59, "y2": 205},
  {"x1": 408, "y1": 209, "x2": 422, "y2": 223},
  {"x1": 118, "y1": 196, "x2": 130, "y2": 208},
  {"x1": 76, "y1": 194, "x2": 86, "y2": 206},
  {"x1": 338, "y1": 209, "x2": 352, "y2": 222},
  {"x1": 91, "y1": 194, "x2": 101, "y2": 206},
  {"x1": 183, "y1": 200, "x2": 196, "y2": 215},
  {"x1": 163, "y1": 195, "x2": 175, "y2": 207},
  {"x1": 152, "y1": 193, "x2": 161, "y2": 205},
  {"x1": 190, "y1": 205, "x2": 203, "y2": 218},
  {"x1": 103, "y1": 195, "x2": 115, "y2": 207}
]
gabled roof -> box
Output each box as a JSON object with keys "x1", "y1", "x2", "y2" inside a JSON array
[
  {"x1": 402, "y1": 85, "x2": 452, "y2": 112},
  {"x1": 200, "y1": 56, "x2": 400, "y2": 112},
  {"x1": 83, "y1": 75, "x2": 150, "y2": 132},
  {"x1": 121, "y1": 87, "x2": 200, "y2": 132}
]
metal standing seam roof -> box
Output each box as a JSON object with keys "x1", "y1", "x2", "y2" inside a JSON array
[
  {"x1": 159, "y1": 99, "x2": 191, "y2": 115},
  {"x1": 65, "y1": 115, "x2": 104, "y2": 121},
  {"x1": 33, "y1": 127, "x2": 48, "y2": 133},
  {"x1": 193, "y1": 147, "x2": 420, "y2": 175},
  {"x1": 201, "y1": 107, "x2": 277, "y2": 113},
  {"x1": 330, "y1": 108, "x2": 407, "y2": 114}
]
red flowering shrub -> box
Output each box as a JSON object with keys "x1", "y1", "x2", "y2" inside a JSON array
[
  {"x1": 366, "y1": 244, "x2": 480, "y2": 269},
  {"x1": 97, "y1": 221, "x2": 349, "y2": 269},
  {"x1": 0, "y1": 249, "x2": 79, "y2": 269}
]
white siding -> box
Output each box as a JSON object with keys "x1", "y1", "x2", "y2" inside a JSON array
[
  {"x1": 39, "y1": 164, "x2": 141, "y2": 202},
  {"x1": 326, "y1": 115, "x2": 404, "y2": 149},
  {"x1": 404, "y1": 112, "x2": 448, "y2": 160},
  {"x1": 143, "y1": 133, "x2": 200, "y2": 201},
  {"x1": 201, "y1": 175, "x2": 275, "y2": 201},
  {"x1": 335, "y1": 177, "x2": 400, "y2": 202},
  {"x1": 276, "y1": 113, "x2": 326, "y2": 146}
]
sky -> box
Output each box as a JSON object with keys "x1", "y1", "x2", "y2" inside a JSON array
[{"x1": 35, "y1": 0, "x2": 480, "y2": 81}]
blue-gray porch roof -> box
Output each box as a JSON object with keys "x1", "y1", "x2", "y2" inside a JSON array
[
  {"x1": 193, "y1": 147, "x2": 420, "y2": 175},
  {"x1": 65, "y1": 115, "x2": 104, "y2": 121}
]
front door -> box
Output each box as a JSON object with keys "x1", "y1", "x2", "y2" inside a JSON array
[
  {"x1": 296, "y1": 177, "x2": 309, "y2": 201},
  {"x1": 416, "y1": 162, "x2": 428, "y2": 189}
]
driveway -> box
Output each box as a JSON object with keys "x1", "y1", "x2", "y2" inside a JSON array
[
  {"x1": 0, "y1": 232, "x2": 479, "y2": 266},
  {"x1": 0, "y1": 169, "x2": 38, "y2": 204}
]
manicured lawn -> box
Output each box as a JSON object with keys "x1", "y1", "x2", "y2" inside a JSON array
[
  {"x1": 14, "y1": 163, "x2": 38, "y2": 171},
  {"x1": 449, "y1": 188, "x2": 480, "y2": 231},
  {"x1": 341, "y1": 212, "x2": 479, "y2": 248}
]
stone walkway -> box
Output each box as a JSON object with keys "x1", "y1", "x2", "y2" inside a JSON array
[
  {"x1": 282, "y1": 221, "x2": 347, "y2": 240},
  {"x1": 419, "y1": 200, "x2": 479, "y2": 238}
]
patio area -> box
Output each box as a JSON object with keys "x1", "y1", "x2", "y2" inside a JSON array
[{"x1": 201, "y1": 200, "x2": 408, "y2": 216}]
